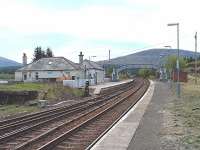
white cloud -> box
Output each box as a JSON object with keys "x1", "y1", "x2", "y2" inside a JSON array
[
  {"x1": 0, "y1": 1, "x2": 166, "y2": 42},
  {"x1": 1, "y1": 0, "x2": 200, "y2": 62}
]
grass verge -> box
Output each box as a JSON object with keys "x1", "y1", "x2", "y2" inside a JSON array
[
  {"x1": 0, "y1": 82, "x2": 84, "y2": 100},
  {"x1": 170, "y1": 75, "x2": 200, "y2": 149},
  {"x1": 0, "y1": 82, "x2": 48, "y2": 91},
  {"x1": 0, "y1": 73, "x2": 14, "y2": 80},
  {"x1": 0, "y1": 104, "x2": 40, "y2": 119},
  {"x1": 0, "y1": 82, "x2": 84, "y2": 117}
]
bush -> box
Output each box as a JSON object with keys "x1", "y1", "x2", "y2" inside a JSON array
[
  {"x1": 119, "y1": 73, "x2": 129, "y2": 80},
  {"x1": 138, "y1": 68, "x2": 155, "y2": 78}
]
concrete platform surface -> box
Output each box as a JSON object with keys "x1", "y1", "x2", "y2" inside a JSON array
[
  {"x1": 127, "y1": 81, "x2": 174, "y2": 150},
  {"x1": 90, "y1": 79, "x2": 133, "y2": 95},
  {"x1": 91, "y1": 80, "x2": 155, "y2": 150}
]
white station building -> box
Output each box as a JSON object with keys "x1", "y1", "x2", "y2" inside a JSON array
[{"x1": 15, "y1": 52, "x2": 105, "y2": 84}]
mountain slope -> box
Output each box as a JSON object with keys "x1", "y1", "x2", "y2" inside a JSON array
[
  {"x1": 0, "y1": 56, "x2": 21, "y2": 67},
  {"x1": 100, "y1": 49, "x2": 199, "y2": 67}
]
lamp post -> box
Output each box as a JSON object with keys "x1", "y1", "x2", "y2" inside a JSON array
[
  {"x1": 195, "y1": 32, "x2": 197, "y2": 84},
  {"x1": 159, "y1": 54, "x2": 164, "y2": 80},
  {"x1": 164, "y1": 45, "x2": 172, "y2": 49},
  {"x1": 164, "y1": 46, "x2": 172, "y2": 79},
  {"x1": 164, "y1": 45, "x2": 173, "y2": 87},
  {"x1": 167, "y1": 23, "x2": 180, "y2": 98}
]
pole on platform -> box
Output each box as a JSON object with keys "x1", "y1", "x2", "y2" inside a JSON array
[
  {"x1": 195, "y1": 32, "x2": 198, "y2": 84},
  {"x1": 167, "y1": 23, "x2": 180, "y2": 98}
]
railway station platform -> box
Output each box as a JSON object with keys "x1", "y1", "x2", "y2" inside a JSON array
[
  {"x1": 90, "y1": 79, "x2": 133, "y2": 95},
  {"x1": 91, "y1": 81, "x2": 173, "y2": 150}
]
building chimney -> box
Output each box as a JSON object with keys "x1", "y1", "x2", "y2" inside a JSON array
[
  {"x1": 79, "y1": 51, "x2": 84, "y2": 64},
  {"x1": 23, "y1": 53, "x2": 27, "y2": 66}
]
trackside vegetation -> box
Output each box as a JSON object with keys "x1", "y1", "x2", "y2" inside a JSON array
[
  {"x1": 137, "y1": 68, "x2": 155, "y2": 78},
  {"x1": 0, "y1": 82, "x2": 84, "y2": 101}
]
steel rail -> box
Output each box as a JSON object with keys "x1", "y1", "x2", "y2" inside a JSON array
[
  {"x1": 0, "y1": 80, "x2": 136, "y2": 148},
  {"x1": 37, "y1": 80, "x2": 147, "y2": 150},
  {"x1": 86, "y1": 79, "x2": 149, "y2": 150},
  {"x1": 15, "y1": 79, "x2": 146, "y2": 150},
  {"x1": 0, "y1": 85, "x2": 132, "y2": 144},
  {"x1": 0, "y1": 80, "x2": 133, "y2": 128}
]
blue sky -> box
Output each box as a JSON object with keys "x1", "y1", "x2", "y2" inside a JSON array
[{"x1": 0, "y1": 0, "x2": 199, "y2": 63}]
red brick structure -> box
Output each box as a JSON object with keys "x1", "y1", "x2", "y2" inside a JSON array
[{"x1": 172, "y1": 71, "x2": 188, "y2": 82}]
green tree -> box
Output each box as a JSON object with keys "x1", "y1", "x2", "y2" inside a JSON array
[
  {"x1": 46, "y1": 48, "x2": 53, "y2": 57},
  {"x1": 165, "y1": 55, "x2": 187, "y2": 71},
  {"x1": 33, "y1": 46, "x2": 54, "y2": 62},
  {"x1": 33, "y1": 46, "x2": 43, "y2": 62},
  {"x1": 105, "y1": 65, "x2": 116, "y2": 76}
]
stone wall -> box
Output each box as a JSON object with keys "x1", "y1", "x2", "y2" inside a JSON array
[{"x1": 0, "y1": 91, "x2": 38, "y2": 104}]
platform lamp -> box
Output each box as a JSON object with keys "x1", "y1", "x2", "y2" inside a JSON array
[
  {"x1": 164, "y1": 45, "x2": 173, "y2": 86},
  {"x1": 167, "y1": 23, "x2": 180, "y2": 98},
  {"x1": 164, "y1": 45, "x2": 172, "y2": 49},
  {"x1": 89, "y1": 56, "x2": 97, "y2": 61}
]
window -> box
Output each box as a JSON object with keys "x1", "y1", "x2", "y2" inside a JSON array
[
  {"x1": 35, "y1": 72, "x2": 39, "y2": 80},
  {"x1": 48, "y1": 71, "x2": 52, "y2": 74},
  {"x1": 65, "y1": 71, "x2": 70, "y2": 74},
  {"x1": 72, "y1": 76, "x2": 75, "y2": 80},
  {"x1": 24, "y1": 74, "x2": 27, "y2": 80},
  {"x1": 89, "y1": 73, "x2": 92, "y2": 79},
  {"x1": 29, "y1": 72, "x2": 31, "y2": 78}
]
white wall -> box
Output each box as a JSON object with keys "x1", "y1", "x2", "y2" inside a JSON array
[
  {"x1": 15, "y1": 68, "x2": 104, "y2": 83},
  {"x1": 15, "y1": 72, "x2": 23, "y2": 81},
  {"x1": 39, "y1": 71, "x2": 65, "y2": 78},
  {"x1": 86, "y1": 69, "x2": 104, "y2": 83},
  {"x1": 15, "y1": 70, "x2": 85, "y2": 82},
  {"x1": 15, "y1": 71, "x2": 65, "y2": 82},
  {"x1": 0, "y1": 81, "x2": 8, "y2": 84},
  {"x1": 70, "y1": 70, "x2": 84, "y2": 79},
  {"x1": 96, "y1": 70, "x2": 105, "y2": 83}
]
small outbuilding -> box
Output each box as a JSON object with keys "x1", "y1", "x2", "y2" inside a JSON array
[{"x1": 81, "y1": 59, "x2": 105, "y2": 84}]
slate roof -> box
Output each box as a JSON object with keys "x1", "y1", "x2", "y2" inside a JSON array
[
  {"x1": 17, "y1": 57, "x2": 81, "y2": 71},
  {"x1": 81, "y1": 59, "x2": 104, "y2": 71}
]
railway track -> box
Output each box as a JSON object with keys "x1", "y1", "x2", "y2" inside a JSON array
[
  {"x1": 0, "y1": 80, "x2": 133, "y2": 126},
  {"x1": 39, "y1": 79, "x2": 149, "y2": 150},
  {"x1": 0, "y1": 79, "x2": 145, "y2": 150},
  {"x1": 0, "y1": 80, "x2": 133, "y2": 136}
]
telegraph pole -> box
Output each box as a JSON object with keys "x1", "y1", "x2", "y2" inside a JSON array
[
  {"x1": 195, "y1": 32, "x2": 198, "y2": 84},
  {"x1": 177, "y1": 23, "x2": 180, "y2": 97},
  {"x1": 109, "y1": 50, "x2": 111, "y2": 62}
]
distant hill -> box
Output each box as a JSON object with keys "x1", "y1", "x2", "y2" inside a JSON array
[
  {"x1": 99, "y1": 49, "x2": 200, "y2": 68},
  {"x1": 0, "y1": 56, "x2": 21, "y2": 68}
]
